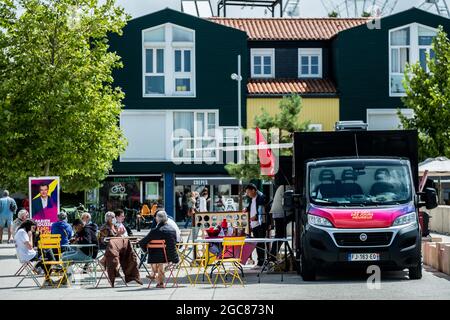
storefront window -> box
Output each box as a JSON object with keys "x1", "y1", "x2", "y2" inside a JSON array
[{"x1": 99, "y1": 176, "x2": 164, "y2": 212}]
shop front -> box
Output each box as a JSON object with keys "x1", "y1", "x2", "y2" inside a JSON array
[
  {"x1": 97, "y1": 175, "x2": 164, "y2": 211},
  {"x1": 174, "y1": 175, "x2": 243, "y2": 222}
]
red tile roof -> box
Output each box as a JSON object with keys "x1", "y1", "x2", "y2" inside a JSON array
[
  {"x1": 209, "y1": 18, "x2": 368, "y2": 40},
  {"x1": 247, "y1": 78, "x2": 337, "y2": 95}
]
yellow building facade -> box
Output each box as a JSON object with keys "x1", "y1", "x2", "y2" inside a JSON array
[{"x1": 246, "y1": 97, "x2": 340, "y2": 131}]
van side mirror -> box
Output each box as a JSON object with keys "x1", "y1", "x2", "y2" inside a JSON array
[{"x1": 419, "y1": 187, "x2": 438, "y2": 210}]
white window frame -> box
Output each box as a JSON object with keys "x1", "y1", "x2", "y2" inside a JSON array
[
  {"x1": 171, "y1": 110, "x2": 219, "y2": 162},
  {"x1": 389, "y1": 23, "x2": 438, "y2": 97},
  {"x1": 142, "y1": 23, "x2": 196, "y2": 98},
  {"x1": 298, "y1": 48, "x2": 323, "y2": 78},
  {"x1": 366, "y1": 108, "x2": 414, "y2": 130},
  {"x1": 173, "y1": 47, "x2": 194, "y2": 96},
  {"x1": 251, "y1": 48, "x2": 275, "y2": 78}
]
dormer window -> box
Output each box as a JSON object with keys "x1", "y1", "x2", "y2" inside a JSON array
[
  {"x1": 142, "y1": 24, "x2": 195, "y2": 97},
  {"x1": 251, "y1": 48, "x2": 274, "y2": 78},
  {"x1": 298, "y1": 48, "x2": 322, "y2": 78}
]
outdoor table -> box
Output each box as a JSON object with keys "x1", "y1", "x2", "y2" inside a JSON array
[
  {"x1": 196, "y1": 237, "x2": 293, "y2": 283},
  {"x1": 64, "y1": 243, "x2": 98, "y2": 285}
]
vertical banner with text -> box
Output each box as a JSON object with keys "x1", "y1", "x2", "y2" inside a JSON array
[{"x1": 29, "y1": 177, "x2": 60, "y2": 234}]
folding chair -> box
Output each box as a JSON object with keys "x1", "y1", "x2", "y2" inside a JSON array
[
  {"x1": 213, "y1": 237, "x2": 246, "y2": 287},
  {"x1": 15, "y1": 261, "x2": 41, "y2": 288},
  {"x1": 38, "y1": 237, "x2": 71, "y2": 288},
  {"x1": 94, "y1": 237, "x2": 128, "y2": 288},
  {"x1": 174, "y1": 243, "x2": 195, "y2": 285},
  {"x1": 146, "y1": 240, "x2": 177, "y2": 288},
  {"x1": 192, "y1": 242, "x2": 215, "y2": 286},
  {"x1": 94, "y1": 258, "x2": 128, "y2": 288}
]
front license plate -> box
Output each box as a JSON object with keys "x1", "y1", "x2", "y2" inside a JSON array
[{"x1": 348, "y1": 253, "x2": 380, "y2": 261}]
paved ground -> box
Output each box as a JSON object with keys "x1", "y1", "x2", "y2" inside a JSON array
[{"x1": 0, "y1": 231, "x2": 449, "y2": 300}]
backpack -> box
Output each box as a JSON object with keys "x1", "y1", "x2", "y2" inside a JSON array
[{"x1": 9, "y1": 198, "x2": 17, "y2": 212}]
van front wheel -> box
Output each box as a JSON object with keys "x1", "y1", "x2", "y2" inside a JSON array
[
  {"x1": 300, "y1": 250, "x2": 316, "y2": 281},
  {"x1": 408, "y1": 258, "x2": 422, "y2": 280}
]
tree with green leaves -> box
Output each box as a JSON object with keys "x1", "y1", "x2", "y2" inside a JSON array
[
  {"x1": 328, "y1": 11, "x2": 339, "y2": 18},
  {"x1": 0, "y1": 0, "x2": 129, "y2": 193},
  {"x1": 225, "y1": 94, "x2": 311, "y2": 181},
  {"x1": 399, "y1": 26, "x2": 450, "y2": 161}
]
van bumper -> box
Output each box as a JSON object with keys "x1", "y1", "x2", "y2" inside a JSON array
[{"x1": 303, "y1": 223, "x2": 420, "y2": 269}]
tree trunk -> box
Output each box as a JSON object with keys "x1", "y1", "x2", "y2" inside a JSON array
[{"x1": 44, "y1": 162, "x2": 50, "y2": 176}]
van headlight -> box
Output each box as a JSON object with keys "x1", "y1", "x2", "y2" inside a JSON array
[
  {"x1": 392, "y1": 212, "x2": 417, "y2": 226},
  {"x1": 308, "y1": 214, "x2": 333, "y2": 227}
]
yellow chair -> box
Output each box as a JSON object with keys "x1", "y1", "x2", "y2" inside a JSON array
[
  {"x1": 193, "y1": 242, "x2": 216, "y2": 286},
  {"x1": 175, "y1": 243, "x2": 194, "y2": 285},
  {"x1": 40, "y1": 233, "x2": 61, "y2": 239},
  {"x1": 213, "y1": 237, "x2": 246, "y2": 287},
  {"x1": 38, "y1": 237, "x2": 71, "y2": 288}
]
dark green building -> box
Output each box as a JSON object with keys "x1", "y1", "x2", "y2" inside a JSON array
[
  {"x1": 332, "y1": 8, "x2": 450, "y2": 128},
  {"x1": 102, "y1": 8, "x2": 248, "y2": 220}
]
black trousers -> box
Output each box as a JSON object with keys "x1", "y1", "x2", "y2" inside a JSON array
[
  {"x1": 269, "y1": 217, "x2": 287, "y2": 258},
  {"x1": 252, "y1": 225, "x2": 266, "y2": 266}
]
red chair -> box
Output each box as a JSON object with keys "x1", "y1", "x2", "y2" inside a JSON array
[{"x1": 146, "y1": 240, "x2": 177, "y2": 288}]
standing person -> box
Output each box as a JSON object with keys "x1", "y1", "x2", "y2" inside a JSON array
[
  {"x1": 139, "y1": 211, "x2": 179, "y2": 288},
  {"x1": 243, "y1": 184, "x2": 267, "y2": 268},
  {"x1": 51, "y1": 212, "x2": 73, "y2": 250},
  {"x1": 268, "y1": 185, "x2": 291, "y2": 260},
  {"x1": 12, "y1": 209, "x2": 30, "y2": 237},
  {"x1": 181, "y1": 189, "x2": 190, "y2": 222},
  {"x1": 199, "y1": 191, "x2": 208, "y2": 212},
  {"x1": 0, "y1": 190, "x2": 17, "y2": 244},
  {"x1": 183, "y1": 192, "x2": 196, "y2": 228},
  {"x1": 22, "y1": 198, "x2": 30, "y2": 212}
]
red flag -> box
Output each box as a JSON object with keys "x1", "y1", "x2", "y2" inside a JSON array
[{"x1": 255, "y1": 127, "x2": 275, "y2": 177}]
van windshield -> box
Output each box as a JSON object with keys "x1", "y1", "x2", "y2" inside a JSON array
[{"x1": 309, "y1": 161, "x2": 412, "y2": 206}]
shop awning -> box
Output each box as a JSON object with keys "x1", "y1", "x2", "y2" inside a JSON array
[{"x1": 175, "y1": 176, "x2": 241, "y2": 186}]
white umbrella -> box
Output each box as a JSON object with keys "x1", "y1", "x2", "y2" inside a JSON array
[
  {"x1": 419, "y1": 157, "x2": 450, "y2": 176},
  {"x1": 419, "y1": 157, "x2": 450, "y2": 204}
]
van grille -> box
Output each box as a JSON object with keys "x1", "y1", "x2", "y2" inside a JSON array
[{"x1": 333, "y1": 232, "x2": 393, "y2": 247}]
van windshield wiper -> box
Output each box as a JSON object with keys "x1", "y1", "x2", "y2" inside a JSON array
[{"x1": 312, "y1": 199, "x2": 344, "y2": 206}]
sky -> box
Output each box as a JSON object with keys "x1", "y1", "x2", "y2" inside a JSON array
[{"x1": 112, "y1": 0, "x2": 442, "y2": 19}]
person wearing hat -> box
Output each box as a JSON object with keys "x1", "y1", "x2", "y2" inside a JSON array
[{"x1": 50, "y1": 211, "x2": 73, "y2": 250}]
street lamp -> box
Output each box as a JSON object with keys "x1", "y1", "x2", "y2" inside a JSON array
[{"x1": 231, "y1": 55, "x2": 242, "y2": 128}]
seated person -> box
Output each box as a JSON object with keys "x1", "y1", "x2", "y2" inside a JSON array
[
  {"x1": 51, "y1": 212, "x2": 73, "y2": 250},
  {"x1": 167, "y1": 215, "x2": 181, "y2": 243},
  {"x1": 139, "y1": 211, "x2": 179, "y2": 288},
  {"x1": 12, "y1": 209, "x2": 29, "y2": 237},
  {"x1": 81, "y1": 212, "x2": 98, "y2": 234},
  {"x1": 62, "y1": 219, "x2": 98, "y2": 262},
  {"x1": 14, "y1": 219, "x2": 55, "y2": 285},
  {"x1": 114, "y1": 209, "x2": 132, "y2": 237},
  {"x1": 315, "y1": 169, "x2": 337, "y2": 199},
  {"x1": 340, "y1": 169, "x2": 363, "y2": 197},
  {"x1": 99, "y1": 211, "x2": 119, "y2": 250},
  {"x1": 370, "y1": 168, "x2": 395, "y2": 196}
]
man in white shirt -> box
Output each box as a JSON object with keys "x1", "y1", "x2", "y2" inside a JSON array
[
  {"x1": 243, "y1": 184, "x2": 267, "y2": 267},
  {"x1": 167, "y1": 216, "x2": 181, "y2": 242}
]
